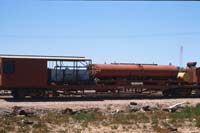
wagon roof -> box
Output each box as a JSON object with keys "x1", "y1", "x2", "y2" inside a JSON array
[{"x1": 0, "y1": 54, "x2": 91, "y2": 61}]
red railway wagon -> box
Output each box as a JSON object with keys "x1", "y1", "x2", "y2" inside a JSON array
[
  {"x1": 0, "y1": 55, "x2": 92, "y2": 98},
  {"x1": 0, "y1": 54, "x2": 200, "y2": 98}
]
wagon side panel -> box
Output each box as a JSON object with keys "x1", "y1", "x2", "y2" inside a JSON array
[{"x1": 2, "y1": 58, "x2": 47, "y2": 88}]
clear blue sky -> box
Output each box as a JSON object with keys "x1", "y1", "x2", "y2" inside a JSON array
[{"x1": 0, "y1": 1, "x2": 200, "y2": 66}]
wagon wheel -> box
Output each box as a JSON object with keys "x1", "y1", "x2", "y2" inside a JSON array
[
  {"x1": 30, "y1": 90, "x2": 45, "y2": 98},
  {"x1": 162, "y1": 90, "x2": 170, "y2": 97},
  {"x1": 175, "y1": 89, "x2": 192, "y2": 97},
  {"x1": 12, "y1": 89, "x2": 27, "y2": 99},
  {"x1": 163, "y1": 88, "x2": 192, "y2": 97}
]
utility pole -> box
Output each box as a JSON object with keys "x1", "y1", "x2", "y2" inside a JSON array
[{"x1": 179, "y1": 46, "x2": 183, "y2": 68}]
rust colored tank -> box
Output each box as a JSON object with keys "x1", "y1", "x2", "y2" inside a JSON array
[
  {"x1": 196, "y1": 67, "x2": 200, "y2": 83},
  {"x1": 90, "y1": 64, "x2": 178, "y2": 79},
  {"x1": 184, "y1": 67, "x2": 198, "y2": 83}
]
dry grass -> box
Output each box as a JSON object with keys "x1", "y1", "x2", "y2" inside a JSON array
[
  {"x1": 0, "y1": 105, "x2": 200, "y2": 133},
  {"x1": 169, "y1": 103, "x2": 200, "y2": 127}
]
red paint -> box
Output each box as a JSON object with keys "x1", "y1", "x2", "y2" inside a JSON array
[{"x1": 2, "y1": 58, "x2": 47, "y2": 88}]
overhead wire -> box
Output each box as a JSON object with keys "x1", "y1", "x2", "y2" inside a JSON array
[{"x1": 0, "y1": 32, "x2": 200, "y2": 39}]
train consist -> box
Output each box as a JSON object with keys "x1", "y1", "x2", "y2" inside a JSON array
[{"x1": 0, "y1": 54, "x2": 200, "y2": 98}]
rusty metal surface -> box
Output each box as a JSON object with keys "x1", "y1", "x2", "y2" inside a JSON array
[
  {"x1": 185, "y1": 68, "x2": 198, "y2": 83},
  {"x1": 90, "y1": 64, "x2": 178, "y2": 78},
  {"x1": 2, "y1": 58, "x2": 47, "y2": 88},
  {"x1": 196, "y1": 67, "x2": 200, "y2": 83}
]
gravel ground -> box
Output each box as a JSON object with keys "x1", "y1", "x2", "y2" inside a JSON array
[{"x1": 0, "y1": 97, "x2": 200, "y2": 111}]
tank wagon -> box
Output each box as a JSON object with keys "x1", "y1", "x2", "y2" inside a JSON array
[
  {"x1": 0, "y1": 54, "x2": 200, "y2": 98},
  {"x1": 90, "y1": 64, "x2": 178, "y2": 80}
]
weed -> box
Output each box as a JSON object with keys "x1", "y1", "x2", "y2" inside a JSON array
[
  {"x1": 151, "y1": 114, "x2": 159, "y2": 126},
  {"x1": 111, "y1": 114, "x2": 131, "y2": 124},
  {"x1": 161, "y1": 121, "x2": 170, "y2": 128},
  {"x1": 196, "y1": 119, "x2": 200, "y2": 128},
  {"x1": 41, "y1": 112, "x2": 69, "y2": 125},
  {"x1": 58, "y1": 130, "x2": 67, "y2": 133},
  {"x1": 111, "y1": 112, "x2": 149, "y2": 125},
  {"x1": 169, "y1": 104, "x2": 200, "y2": 128},
  {"x1": 32, "y1": 122, "x2": 49, "y2": 133},
  {"x1": 81, "y1": 122, "x2": 89, "y2": 128},
  {"x1": 72, "y1": 112, "x2": 95, "y2": 121},
  {"x1": 111, "y1": 125, "x2": 118, "y2": 130}
]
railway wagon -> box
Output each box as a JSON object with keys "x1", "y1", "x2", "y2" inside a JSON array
[
  {"x1": 89, "y1": 63, "x2": 200, "y2": 96},
  {"x1": 0, "y1": 54, "x2": 200, "y2": 98},
  {"x1": 0, "y1": 55, "x2": 91, "y2": 98}
]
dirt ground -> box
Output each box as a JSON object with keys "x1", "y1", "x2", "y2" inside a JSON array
[{"x1": 0, "y1": 97, "x2": 200, "y2": 111}]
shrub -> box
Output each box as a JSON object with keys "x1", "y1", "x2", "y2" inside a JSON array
[{"x1": 72, "y1": 112, "x2": 96, "y2": 121}]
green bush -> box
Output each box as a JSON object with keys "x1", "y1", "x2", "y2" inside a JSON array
[{"x1": 72, "y1": 112, "x2": 96, "y2": 121}]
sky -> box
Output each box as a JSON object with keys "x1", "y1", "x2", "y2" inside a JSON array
[{"x1": 0, "y1": 1, "x2": 200, "y2": 66}]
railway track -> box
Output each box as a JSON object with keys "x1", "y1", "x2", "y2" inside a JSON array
[{"x1": 0, "y1": 93, "x2": 200, "y2": 102}]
